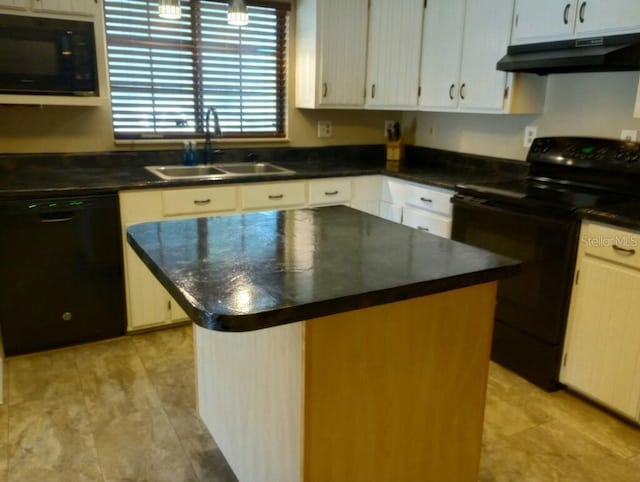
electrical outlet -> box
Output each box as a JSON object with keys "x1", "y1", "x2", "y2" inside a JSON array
[
  {"x1": 524, "y1": 125, "x2": 537, "y2": 148},
  {"x1": 317, "y1": 120, "x2": 332, "y2": 138},
  {"x1": 384, "y1": 120, "x2": 396, "y2": 136},
  {"x1": 620, "y1": 129, "x2": 638, "y2": 142}
]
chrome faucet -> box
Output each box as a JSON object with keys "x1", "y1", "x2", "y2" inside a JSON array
[{"x1": 204, "y1": 107, "x2": 222, "y2": 164}]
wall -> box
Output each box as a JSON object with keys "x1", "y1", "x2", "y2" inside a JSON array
[
  {"x1": 0, "y1": 2, "x2": 397, "y2": 155},
  {"x1": 410, "y1": 72, "x2": 640, "y2": 162}
]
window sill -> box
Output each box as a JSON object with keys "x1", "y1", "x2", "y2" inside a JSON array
[{"x1": 113, "y1": 137, "x2": 291, "y2": 147}]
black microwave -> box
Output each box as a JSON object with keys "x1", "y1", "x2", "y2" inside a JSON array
[{"x1": 0, "y1": 13, "x2": 98, "y2": 96}]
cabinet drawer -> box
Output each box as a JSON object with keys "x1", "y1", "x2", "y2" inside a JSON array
[
  {"x1": 403, "y1": 184, "x2": 453, "y2": 216},
  {"x1": 309, "y1": 178, "x2": 352, "y2": 205},
  {"x1": 402, "y1": 207, "x2": 452, "y2": 239},
  {"x1": 241, "y1": 182, "x2": 306, "y2": 210},
  {"x1": 582, "y1": 222, "x2": 640, "y2": 270},
  {"x1": 162, "y1": 186, "x2": 237, "y2": 216}
]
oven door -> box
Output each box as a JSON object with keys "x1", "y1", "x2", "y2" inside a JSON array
[{"x1": 451, "y1": 194, "x2": 579, "y2": 390}]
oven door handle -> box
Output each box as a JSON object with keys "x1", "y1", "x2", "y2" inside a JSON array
[{"x1": 451, "y1": 194, "x2": 573, "y2": 224}]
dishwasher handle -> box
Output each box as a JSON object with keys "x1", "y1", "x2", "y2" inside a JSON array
[{"x1": 38, "y1": 211, "x2": 75, "y2": 223}]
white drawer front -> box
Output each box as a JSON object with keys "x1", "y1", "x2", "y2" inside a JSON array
[
  {"x1": 403, "y1": 184, "x2": 453, "y2": 216},
  {"x1": 582, "y1": 222, "x2": 640, "y2": 270},
  {"x1": 402, "y1": 207, "x2": 452, "y2": 239},
  {"x1": 241, "y1": 182, "x2": 306, "y2": 210},
  {"x1": 162, "y1": 186, "x2": 237, "y2": 216},
  {"x1": 309, "y1": 178, "x2": 352, "y2": 206}
]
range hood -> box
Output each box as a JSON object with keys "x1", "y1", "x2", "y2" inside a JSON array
[{"x1": 497, "y1": 33, "x2": 640, "y2": 75}]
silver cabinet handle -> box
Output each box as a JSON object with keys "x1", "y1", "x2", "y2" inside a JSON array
[
  {"x1": 579, "y1": 1, "x2": 586, "y2": 22},
  {"x1": 613, "y1": 245, "x2": 636, "y2": 256},
  {"x1": 268, "y1": 194, "x2": 284, "y2": 200},
  {"x1": 449, "y1": 84, "x2": 455, "y2": 100},
  {"x1": 322, "y1": 82, "x2": 328, "y2": 98},
  {"x1": 563, "y1": 3, "x2": 571, "y2": 24},
  {"x1": 420, "y1": 197, "x2": 433, "y2": 203},
  {"x1": 324, "y1": 190, "x2": 339, "y2": 196},
  {"x1": 371, "y1": 84, "x2": 376, "y2": 99},
  {"x1": 417, "y1": 226, "x2": 430, "y2": 232},
  {"x1": 459, "y1": 83, "x2": 466, "y2": 100},
  {"x1": 193, "y1": 199, "x2": 211, "y2": 205}
]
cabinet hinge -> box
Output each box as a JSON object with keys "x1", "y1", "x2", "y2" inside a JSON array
[
  {"x1": 424, "y1": 0, "x2": 427, "y2": 9},
  {"x1": 575, "y1": 269, "x2": 580, "y2": 285},
  {"x1": 503, "y1": 86, "x2": 509, "y2": 99},
  {"x1": 368, "y1": 0, "x2": 371, "y2": 10},
  {"x1": 514, "y1": 14, "x2": 518, "y2": 28},
  {"x1": 562, "y1": 352, "x2": 568, "y2": 367}
]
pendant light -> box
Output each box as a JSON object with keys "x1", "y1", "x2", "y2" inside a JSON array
[
  {"x1": 228, "y1": 0, "x2": 249, "y2": 26},
  {"x1": 159, "y1": 0, "x2": 181, "y2": 19}
]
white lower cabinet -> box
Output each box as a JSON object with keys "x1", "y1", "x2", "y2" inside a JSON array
[
  {"x1": 121, "y1": 175, "x2": 452, "y2": 331},
  {"x1": 561, "y1": 221, "x2": 640, "y2": 422},
  {"x1": 379, "y1": 177, "x2": 454, "y2": 238},
  {"x1": 120, "y1": 186, "x2": 238, "y2": 331}
]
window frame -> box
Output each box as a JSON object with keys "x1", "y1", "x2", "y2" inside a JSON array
[{"x1": 103, "y1": 0, "x2": 289, "y2": 141}]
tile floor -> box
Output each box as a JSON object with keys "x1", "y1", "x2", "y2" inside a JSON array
[{"x1": 0, "y1": 324, "x2": 639, "y2": 482}]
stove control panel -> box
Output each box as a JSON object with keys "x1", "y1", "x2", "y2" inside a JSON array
[{"x1": 529, "y1": 137, "x2": 640, "y2": 169}]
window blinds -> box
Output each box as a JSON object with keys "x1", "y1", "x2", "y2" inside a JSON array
[{"x1": 103, "y1": 0, "x2": 288, "y2": 139}]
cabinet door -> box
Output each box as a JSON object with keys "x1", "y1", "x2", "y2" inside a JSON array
[
  {"x1": 574, "y1": 0, "x2": 640, "y2": 37},
  {"x1": 31, "y1": 0, "x2": 97, "y2": 16},
  {"x1": 562, "y1": 256, "x2": 640, "y2": 420},
  {"x1": 458, "y1": 0, "x2": 513, "y2": 111},
  {"x1": 317, "y1": 0, "x2": 368, "y2": 107},
  {"x1": 511, "y1": 0, "x2": 577, "y2": 45},
  {"x1": 351, "y1": 175, "x2": 382, "y2": 216},
  {"x1": 366, "y1": 0, "x2": 424, "y2": 109},
  {"x1": 378, "y1": 201, "x2": 403, "y2": 223},
  {"x1": 418, "y1": 0, "x2": 466, "y2": 110}
]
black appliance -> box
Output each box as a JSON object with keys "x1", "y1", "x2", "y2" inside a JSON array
[
  {"x1": 0, "y1": 13, "x2": 98, "y2": 96},
  {"x1": 497, "y1": 33, "x2": 640, "y2": 75},
  {"x1": 0, "y1": 193, "x2": 125, "y2": 356},
  {"x1": 452, "y1": 137, "x2": 640, "y2": 390}
]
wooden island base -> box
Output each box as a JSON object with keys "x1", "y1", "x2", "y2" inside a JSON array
[{"x1": 194, "y1": 281, "x2": 497, "y2": 482}]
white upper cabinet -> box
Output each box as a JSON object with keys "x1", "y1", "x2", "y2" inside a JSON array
[
  {"x1": 365, "y1": 0, "x2": 425, "y2": 109},
  {"x1": 420, "y1": 0, "x2": 543, "y2": 113},
  {"x1": 295, "y1": 0, "x2": 368, "y2": 108},
  {"x1": 574, "y1": 0, "x2": 640, "y2": 37},
  {"x1": 512, "y1": 0, "x2": 640, "y2": 45},
  {"x1": 511, "y1": 0, "x2": 577, "y2": 44},
  {"x1": 418, "y1": 0, "x2": 466, "y2": 110}
]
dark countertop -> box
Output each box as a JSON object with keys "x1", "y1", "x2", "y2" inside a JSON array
[
  {"x1": 126, "y1": 205, "x2": 520, "y2": 332},
  {"x1": 579, "y1": 202, "x2": 640, "y2": 231},
  {"x1": 0, "y1": 145, "x2": 528, "y2": 198}
]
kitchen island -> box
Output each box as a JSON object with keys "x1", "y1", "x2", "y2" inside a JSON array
[{"x1": 127, "y1": 206, "x2": 519, "y2": 482}]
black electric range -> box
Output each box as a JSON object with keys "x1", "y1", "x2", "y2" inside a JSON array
[{"x1": 451, "y1": 137, "x2": 640, "y2": 390}]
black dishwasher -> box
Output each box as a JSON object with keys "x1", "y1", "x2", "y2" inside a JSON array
[{"x1": 0, "y1": 193, "x2": 126, "y2": 355}]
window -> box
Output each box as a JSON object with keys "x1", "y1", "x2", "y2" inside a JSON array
[{"x1": 103, "y1": 0, "x2": 288, "y2": 140}]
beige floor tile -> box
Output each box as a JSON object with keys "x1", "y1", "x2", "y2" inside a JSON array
[
  {"x1": 132, "y1": 324, "x2": 194, "y2": 375},
  {"x1": 181, "y1": 433, "x2": 238, "y2": 482},
  {"x1": 481, "y1": 419, "x2": 640, "y2": 482},
  {"x1": 6, "y1": 347, "x2": 82, "y2": 406},
  {"x1": 92, "y1": 408, "x2": 197, "y2": 482},
  {"x1": 7, "y1": 394, "x2": 102, "y2": 482},
  {"x1": 78, "y1": 352, "x2": 164, "y2": 428}
]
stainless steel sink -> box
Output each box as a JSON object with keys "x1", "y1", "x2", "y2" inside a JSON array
[
  {"x1": 216, "y1": 162, "x2": 294, "y2": 175},
  {"x1": 146, "y1": 162, "x2": 294, "y2": 180}
]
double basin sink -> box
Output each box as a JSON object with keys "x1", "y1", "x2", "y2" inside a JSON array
[{"x1": 146, "y1": 162, "x2": 294, "y2": 180}]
